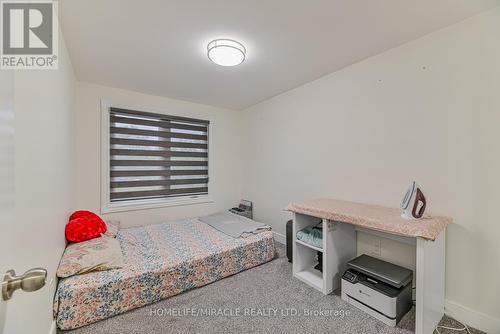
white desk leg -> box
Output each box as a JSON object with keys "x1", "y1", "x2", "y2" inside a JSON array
[{"x1": 415, "y1": 232, "x2": 446, "y2": 334}]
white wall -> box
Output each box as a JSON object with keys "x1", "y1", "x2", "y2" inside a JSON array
[
  {"x1": 74, "y1": 83, "x2": 242, "y2": 227},
  {"x1": 241, "y1": 7, "x2": 500, "y2": 332},
  {"x1": 3, "y1": 31, "x2": 76, "y2": 334}
]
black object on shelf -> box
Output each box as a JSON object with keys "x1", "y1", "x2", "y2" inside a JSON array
[
  {"x1": 314, "y1": 251, "x2": 323, "y2": 273},
  {"x1": 286, "y1": 220, "x2": 293, "y2": 262}
]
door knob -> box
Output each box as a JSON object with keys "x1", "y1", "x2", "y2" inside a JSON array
[{"x1": 1, "y1": 268, "x2": 47, "y2": 301}]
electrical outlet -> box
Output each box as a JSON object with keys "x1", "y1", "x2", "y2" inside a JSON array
[
  {"x1": 327, "y1": 221, "x2": 336, "y2": 232},
  {"x1": 368, "y1": 237, "x2": 381, "y2": 257}
]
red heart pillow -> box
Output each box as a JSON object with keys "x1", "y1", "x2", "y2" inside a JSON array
[
  {"x1": 66, "y1": 211, "x2": 107, "y2": 243},
  {"x1": 69, "y1": 210, "x2": 98, "y2": 221}
]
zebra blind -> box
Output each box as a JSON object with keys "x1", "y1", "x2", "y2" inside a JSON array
[{"x1": 109, "y1": 107, "x2": 209, "y2": 202}]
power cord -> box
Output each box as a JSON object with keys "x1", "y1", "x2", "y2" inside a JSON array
[
  {"x1": 410, "y1": 287, "x2": 471, "y2": 334},
  {"x1": 434, "y1": 319, "x2": 471, "y2": 334}
]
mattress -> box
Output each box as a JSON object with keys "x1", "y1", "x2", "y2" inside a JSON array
[{"x1": 54, "y1": 218, "x2": 275, "y2": 330}]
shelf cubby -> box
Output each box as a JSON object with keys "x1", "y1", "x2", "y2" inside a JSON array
[{"x1": 292, "y1": 213, "x2": 357, "y2": 295}]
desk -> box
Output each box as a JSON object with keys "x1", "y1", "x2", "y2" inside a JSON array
[{"x1": 286, "y1": 198, "x2": 451, "y2": 334}]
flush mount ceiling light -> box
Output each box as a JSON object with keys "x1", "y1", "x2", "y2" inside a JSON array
[{"x1": 207, "y1": 39, "x2": 246, "y2": 67}]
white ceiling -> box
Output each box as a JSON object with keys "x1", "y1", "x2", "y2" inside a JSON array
[{"x1": 60, "y1": 0, "x2": 499, "y2": 110}]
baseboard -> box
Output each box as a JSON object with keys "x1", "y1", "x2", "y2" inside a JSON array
[
  {"x1": 273, "y1": 231, "x2": 286, "y2": 245},
  {"x1": 49, "y1": 320, "x2": 56, "y2": 334},
  {"x1": 445, "y1": 299, "x2": 500, "y2": 334}
]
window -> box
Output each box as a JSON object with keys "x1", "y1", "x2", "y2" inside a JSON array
[{"x1": 102, "y1": 105, "x2": 210, "y2": 212}]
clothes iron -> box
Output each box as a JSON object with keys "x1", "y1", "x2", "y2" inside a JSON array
[{"x1": 400, "y1": 181, "x2": 426, "y2": 220}]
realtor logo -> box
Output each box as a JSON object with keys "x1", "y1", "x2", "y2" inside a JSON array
[{"x1": 1, "y1": 0, "x2": 58, "y2": 69}]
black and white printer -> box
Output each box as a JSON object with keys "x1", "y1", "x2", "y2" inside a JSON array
[{"x1": 341, "y1": 254, "x2": 413, "y2": 327}]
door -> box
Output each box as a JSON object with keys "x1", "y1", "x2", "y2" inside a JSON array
[
  {"x1": 0, "y1": 71, "x2": 15, "y2": 333},
  {"x1": 0, "y1": 72, "x2": 52, "y2": 334}
]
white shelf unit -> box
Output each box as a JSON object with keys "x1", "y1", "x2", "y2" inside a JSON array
[
  {"x1": 295, "y1": 239, "x2": 323, "y2": 252},
  {"x1": 289, "y1": 198, "x2": 447, "y2": 333},
  {"x1": 292, "y1": 213, "x2": 357, "y2": 295}
]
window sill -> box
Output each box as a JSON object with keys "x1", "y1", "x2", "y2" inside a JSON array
[{"x1": 100, "y1": 195, "x2": 213, "y2": 214}]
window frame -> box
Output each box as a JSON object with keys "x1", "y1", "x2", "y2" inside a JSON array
[{"x1": 100, "y1": 100, "x2": 213, "y2": 214}]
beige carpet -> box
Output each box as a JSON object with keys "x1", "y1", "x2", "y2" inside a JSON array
[{"x1": 60, "y1": 243, "x2": 483, "y2": 334}]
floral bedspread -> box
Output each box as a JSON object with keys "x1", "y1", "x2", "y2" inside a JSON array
[{"x1": 54, "y1": 219, "x2": 275, "y2": 330}]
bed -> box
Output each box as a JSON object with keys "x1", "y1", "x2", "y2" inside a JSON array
[{"x1": 54, "y1": 218, "x2": 275, "y2": 330}]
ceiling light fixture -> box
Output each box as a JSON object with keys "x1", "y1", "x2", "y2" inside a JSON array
[{"x1": 207, "y1": 39, "x2": 246, "y2": 67}]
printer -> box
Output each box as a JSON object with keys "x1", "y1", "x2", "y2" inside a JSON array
[{"x1": 341, "y1": 254, "x2": 413, "y2": 327}]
